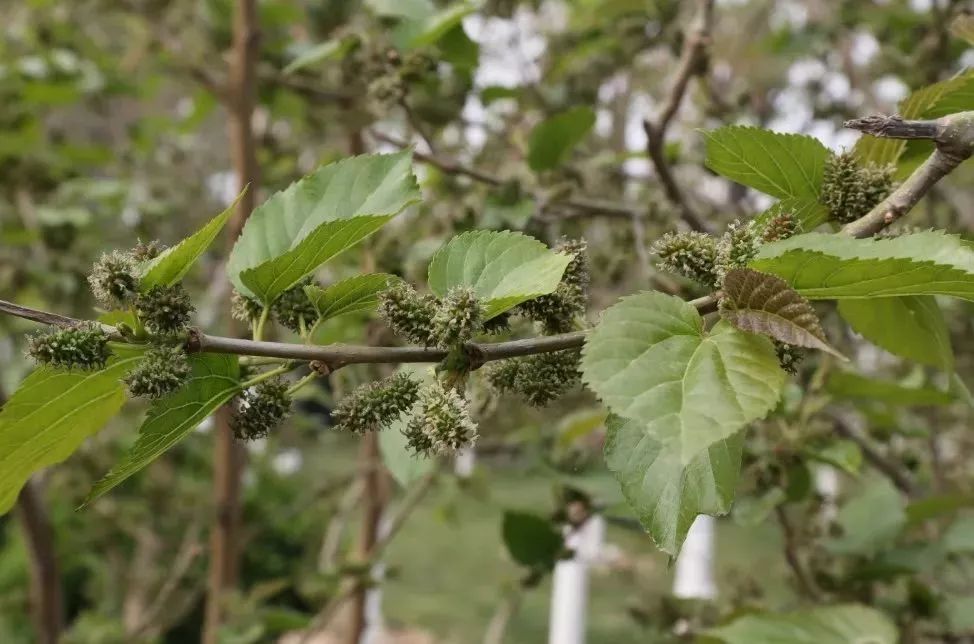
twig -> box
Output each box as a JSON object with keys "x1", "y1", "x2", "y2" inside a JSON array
[
  {"x1": 831, "y1": 415, "x2": 916, "y2": 496},
  {"x1": 370, "y1": 130, "x2": 644, "y2": 220},
  {"x1": 642, "y1": 0, "x2": 715, "y2": 233},
  {"x1": 774, "y1": 505, "x2": 822, "y2": 600},
  {"x1": 368, "y1": 464, "x2": 441, "y2": 562},
  {"x1": 843, "y1": 111, "x2": 974, "y2": 237}
]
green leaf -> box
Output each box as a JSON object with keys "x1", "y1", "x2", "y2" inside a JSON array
[
  {"x1": 581, "y1": 291, "x2": 785, "y2": 463},
  {"x1": 283, "y1": 35, "x2": 359, "y2": 74},
  {"x1": 702, "y1": 126, "x2": 830, "y2": 200},
  {"x1": 946, "y1": 596, "x2": 974, "y2": 634},
  {"x1": 826, "y1": 371, "x2": 954, "y2": 406},
  {"x1": 720, "y1": 268, "x2": 844, "y2": 358},
  {"x1": 0, "y1": 352, "x2": 143, "y2": 514},
  {"x1": 732, "y1": 487, "x2": 786, "y2": 527},
  {"x1": 304, "y1": 274, "x2": 399, "y2": 324},
  {"x1": 838, "y1": 296, "x2": 953, "y2": 370},
  {"x1": 140, "y1": 191, "x2": 243, "y2": 290},
  {"x1": 527, "y1": 106, "x2": 596, "y2": 172},
  {"x1": 427, "y1": 230, "x2": 573, "y2": 319},
  {"x1": 706, "y1": 604, "x2": 898, "y2": 644},
  {"x1": 806, "y1": 439, "x2": 862, "y2": 474},
  {"x1": 951, "y1": 14, "x2": 974, "y2": 46},
  {"x1": 408, "y1": 2, "x2": 477, "y2": 47},
  {"x1": 379, "y1": 417, "x2": 434, "y2": 488},
  {"x1": 906, "y1": 494, "x2": 974, "y2": 525},
  {"x1": 944, "y1": 516, "x2": 974, "y2": 553},
  {"x1": 501, "y1": 510, "x2": 563, "y2": 570},
  {"x1": 751, "y1": 231, "x2": 974, "y2": 300},
  {"x1": 83, "y1": 353, "x2": 240, "y2": 505},
  {"x1": 605, "y1": 415, "x2": 743, "y2": 554},
  {"x1": 829, "y1": 479, "x2": 906, "y2": 555},
  {"x1": 227, "y1": 152, "x2": 420, "y2": 303}
]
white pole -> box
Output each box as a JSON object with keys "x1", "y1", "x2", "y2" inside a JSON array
[
  {"x1": 455, "y1": 447, "x2": 476, "y2": 478},
  {"x1": 547, "y1": 514, "x2": 605, "y2": 644},
  {"x1": 672, "y1": 515, "x2": 717, "y2": 600}
]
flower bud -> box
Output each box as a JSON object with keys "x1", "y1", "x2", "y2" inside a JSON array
[
  {"x1": 715, "y1": 220, "x2": 759, "y2": 283},
  {"x1": 131, "y1": 239, "x2": 164, "y2": 263},
  {"x1": 821, "y1": 152, "x2": 894, "y2": 224},
  {"x1": 758, "y1": 212, "x2": 800, "y2": 243},
  {"x1": 231, "y1": 290, "x2": 263, "y2": 323},
  {"x1": 775, "y1": 341, "x2": 804, "y2": 375}
]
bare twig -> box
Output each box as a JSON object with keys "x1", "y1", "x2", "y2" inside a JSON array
[
  {"x1": 370, "y1": 130, "x2": 644, "y2": 220},
  {"x1": 15, "y1": 479, "x2": 64, "y2": 644},
  {"x1": 843, "y1": 111, "x2": 974, "y2": 237},
  {"x1": 642, "y1": 0, "x2": 715, "y2": 233},
  {"x1": 831, "y1": 415, "x2": 916, "y2": 496},
  {"x1": 774, "y1": 505, "x2": 822, "y2": 600}
]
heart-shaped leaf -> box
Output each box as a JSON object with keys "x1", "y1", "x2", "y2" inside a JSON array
[
  {"x1": 582, "y1": 291, "x2": 785, "y2": 463},
  {"x1": 605, "y1": 414, "x2": 743, "y2": 555},
  {"x1": 720, "y1": 268, "x2": 844, "y2": 358}
]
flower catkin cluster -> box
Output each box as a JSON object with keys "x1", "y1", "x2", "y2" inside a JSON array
[
  {"x1": 27, "y1": 323, "x2": 112, "y2": 370},
  {"x1": 430, "y1": 286, "x2": 482, "y2": 347},
  {"x1": 272, "y1": 280, "x2": 317, "y2": 333},
  {"x1": 775, "y1": 341, "x2": 805, "y2": 375},
  {"x1": 232, "y1": 379, "x2": 292, "y2": 441},
  {"x1": 332, "y1": 373, "x2": 421, "y2": 434},
  {"x1": 652, "y1": 231, "x2": 719, "y2": 287},
  {"x1": 402, "y1": 381, "x2": 478, "y2": 456},
  {"x1": 135, "y1": 284, "x2": 194, "y2": 335},
  {"x1": 231, "y1": 290, "x2": 263, "y2": 324},
  {"x1": 516, "y1": 238, "x2": 590, "y2": 334},
  {"x1": 715, "y1": 219, "x2": 760, "y2": 283},
  {"x1": 820, "y1": 152, "x2": 895, "y2": 224},
  {"x1": 88, "y1": 251, "x2": 140, "y2": 308},
  {"x1": 124, "y1": 345, "x2": 191, "y2": 399},
  {"x1": 485, "y1": 349, "x2": 581, "y2": 406},
  {"x1": 756, "y1": 211, "x2": 800, "y2": 243},
  {"x1": 378, "y1": 282, "x2": 438, "y2": 345}
]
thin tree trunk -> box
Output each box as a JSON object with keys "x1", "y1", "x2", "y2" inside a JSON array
[
  {"x1": 203, "y1": 0, "x2": 259, "y2": 641},
  {"x1": 16, "y1": 479, "x2": 64, "y2": 644},
  {"x1": 344, "y1": 432, "x2": 387, "y2": 644}
]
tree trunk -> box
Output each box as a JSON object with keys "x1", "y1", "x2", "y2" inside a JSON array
[
  {"x1": 16, "y1": 479, "x2": 64, "y2": 644},
  {"x1": 203, "y1": 0, "x2": 259, "y2": 641}
]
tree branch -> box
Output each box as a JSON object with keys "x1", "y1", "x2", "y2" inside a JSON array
[
  {"x1": 842, "y1": 111, "x2": 974, "y2": 237},
  {"x1": 831, "y1": 415, "x2": 916, "y2": 496},
  {"x1": 642, "y1": 0, "x2": 715, "y2": 233},
  {"x1": 370, "y1": 130, "x2": 645, "y2": 220}
]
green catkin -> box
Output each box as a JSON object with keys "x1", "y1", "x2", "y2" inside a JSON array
[
  {"x1": 820, "y1": 152, "x2": 895, "y2": 224},
  {"x1": 88, "y1": 251, "x2": 139, "y2": 308},
  {"x1": 272, "y1": 279, "x2": 317, "y2": 333},
  {"x1": 124, "y1": 345, "x2": 191, "y2": 399},
  {"x1": 231, "y1": 290, "x2": 263, "y2": 323},
  {"x1": 377, "y1": 282, "x2": 437, "y2": 345},
  {"x1": 715, "y1": 219, "x2": 759, "y2": 283},
  {"x1": 482, "y1": 311, "x2": 512, "y2": 334},
  {"x1": 484, "y1": 349, "x2": 582, "y2": 406},
  {"x1": 652, "y1": 231, "x2": 719, "y2": 287},
  {"x1": 758, "y1": 211, "x2": 800, "y2": 243},
  {"x1": 232, "y1": 379, "x2": 292, "y2": 441},
  {"x1": 135, "y1": 284, "x2": 194, "y2": 334},
  {"x1": 430, "y1": 286, "x2": 482, "y2": 347},
  {"x1": 516, "y1": 238, "x2": 589, "y2": 334},
  {"x1": 332, "y1": 373, "x2": 421, "y2": 434},
  {"x1": 26, "y1": 323, "x2": 112, "y2": 370},
  {"x1": 402, "y1": 381, "x2": 478, "y2": 456}
]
